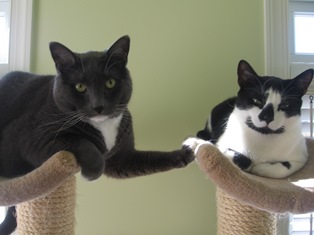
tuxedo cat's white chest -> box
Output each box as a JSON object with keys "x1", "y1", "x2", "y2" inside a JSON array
[{"x1": 89, "y1": 114, "x2": 122, "y2": 151}]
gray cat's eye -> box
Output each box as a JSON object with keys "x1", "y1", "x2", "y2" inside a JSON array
[
  {"x1": 105, "y1": 79, "x2": 116, "y2": 89},
  {"x1": 75, "y1": 83, "x2": 87, "y2": 93}
]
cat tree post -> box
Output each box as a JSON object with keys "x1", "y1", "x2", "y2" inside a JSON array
[
  {"x1": 186, "y1": 138, "x2": 314, "y2": 235},
  {"x1": 0, "y1": 151, "x2": 79, "y2": 234},
  {"x1": 216, "y1": 189, "x2": 276, "y2": 235},
  {"x1": 16, "y1": 176, "x2": 76, "y2": 234}
]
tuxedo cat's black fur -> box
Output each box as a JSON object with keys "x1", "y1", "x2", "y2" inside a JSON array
[
  {"x1": 196, "y1": 60, "x2": 313, "y2": 178},
  {"x1": 0, "y1": 36, "x2": 194, "y2": 234}
]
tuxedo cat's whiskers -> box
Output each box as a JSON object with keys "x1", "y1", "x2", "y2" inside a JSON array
[
  {"x1": 282, "y1": 95, "x2": 302, "y2": 103},
  {"x1": 243, "y1": 87, "x2": 264, "y2": 96},
  {"x1": 282, "y1": 79, "x2": 299, "y2": 97},
  {"x1": 262, "y1": 77, "x2": 277, "y2": 89},
  {"x1": 248, "y1": 74, "x2": 264, "y2": 93},
  {"x1": 198, "y1": 60, "x2": 313, "y2": 179}
]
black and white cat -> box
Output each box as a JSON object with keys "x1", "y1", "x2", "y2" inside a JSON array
[
  {"x1": 0, "y1": 35, "x2": 194, "y2": 234},
  {"x1": 188, "y1": 60, "x2": 313, "y2": 179}
]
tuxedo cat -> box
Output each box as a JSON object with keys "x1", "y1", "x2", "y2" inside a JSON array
[
  {"x1": 195, "y1": 60, "x2": 313, "y2": 179},
  {"x1": 0, "y1": 35, "x2": 194, "y2": 234}
]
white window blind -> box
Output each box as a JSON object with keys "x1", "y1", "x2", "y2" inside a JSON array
[
  {"x1": 0, "y1": 0, "x2": 32, "y2": 228},
  {"x1": 301, "y1": 95, "x2": 314, "y2": 138},
  {"x1": 289, "y1": 1, "x2": 314, "y2": 234},
  {"x1": 291, "y1": 213, "x2": 314, "y2": 234},
  {"x1": 0, "y1": 0, "x2": 10, "y2": 77},
  {"x1": 0, "y1": 0, "x2": 10, "y2": 224}
]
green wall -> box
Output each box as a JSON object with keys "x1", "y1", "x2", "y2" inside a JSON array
[{"x1": 31, "y1": 1, "x2": 264, "y2": 234}]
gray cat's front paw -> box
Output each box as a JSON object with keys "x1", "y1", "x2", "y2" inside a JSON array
[
  {"x1": 172, "y1": 148, "x2": 195, "y2": 168},
  {"x1": 81, "y1": 162, "x2": 104, "y2": 181},
  {"x1": 182, "y1": 137, "x2": 211, "y2": 155}
]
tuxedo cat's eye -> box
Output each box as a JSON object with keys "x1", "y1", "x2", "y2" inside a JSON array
[
  {"x1": 105, "y1": 79, "x2": 116, "y2": 89},
  {"x1": 252, "y1": 98, "x2": 262, "y2": 107},
  {"x1": 278, "y1": 102, "x2": 290, "y2": 110},
  {"x1": 75, "y1": 83, "x2": 87, "y2": 93}
]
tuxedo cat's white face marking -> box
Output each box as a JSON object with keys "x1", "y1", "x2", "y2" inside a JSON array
[
  {"x1": 89, "y1": 114, "x2": 122, "y2": 151},
  {"x1": 247, "y1": 88, "x2": 286, "y2": 134}
]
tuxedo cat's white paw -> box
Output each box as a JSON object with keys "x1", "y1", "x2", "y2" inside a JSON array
[{"x1": 182, "y1": 137, "x2": 211, "y2": 155}]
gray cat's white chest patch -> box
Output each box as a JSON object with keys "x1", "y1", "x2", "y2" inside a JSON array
[{"x1": 89, "y1": 114, "x2": 122, "y2": 151}]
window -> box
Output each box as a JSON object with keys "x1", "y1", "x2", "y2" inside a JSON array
[
  {"x1": 290, "y1": 0, "x2": 314, "y2": 234},
  {"x1": 294, "y1": 13, "x2": 314, "y2": 54},
  {"x1": 291, "y1": 0, "x2": 314, "y2": 234},
  {"x1": 0, "y1": 0, "x2": 32, "y2": 228},
  {"x1": 0, "y1": 0, "x2": 10, "y2": 76},
  {"x1": 0, "y1": 0, "x2": 32, "y2": 77},
  {"x1": 265, "y1": 0, "x2": 314, "y2": 234}
]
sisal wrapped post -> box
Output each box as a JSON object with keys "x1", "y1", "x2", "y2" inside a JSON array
[
  {"x1": 16, "y1": 175, "x2": 76, "y2": 235},
  {"x1": 216, "y1": 188, "x2": 276, "y2": 235}
]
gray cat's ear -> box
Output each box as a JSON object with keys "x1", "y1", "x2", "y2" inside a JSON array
[
  {"x1": 293, "y1": 68, "x2": 314, "y2": 95},
  {"x1": 106, "y1": 35, "x2": 130, "y2": 67},
  {"x1": 49, "y1": 42, "x2": 77, "y2": 70},
  {"x1": 237, "y1": 60, "x2": 259, "y2": 87}
]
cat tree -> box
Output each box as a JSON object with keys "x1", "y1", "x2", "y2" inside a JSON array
[
  {"x1": 190, "y1": 138, "x2": 314, "y2": 234},
  {"x1": 0, "y1": 151, "x2": 79, "y2": 234},
  {"x1": 1, "y1": 140, "x2": 314, "y2": 234}
]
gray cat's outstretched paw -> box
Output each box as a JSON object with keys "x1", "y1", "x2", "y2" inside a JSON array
[
  {"x1": 182, "y1": 137, "x2": 212, "y2": 155},
  {"x1": 173, "y1": 147, "x2": 195, "y2": 168}
]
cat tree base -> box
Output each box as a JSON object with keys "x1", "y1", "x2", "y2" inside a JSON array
[
  {"x1": 187, "y1": 138, "x2": 314, "y2": 234},
  {"x1": 0, "y1": 151, "x2": 79, "y2": 234},
  {"x1": 16, "y1": 175, "x2": 76, "y2": 235},
  {"x1": 217, "y1": 188, "x2": 276, "y2": 235}
]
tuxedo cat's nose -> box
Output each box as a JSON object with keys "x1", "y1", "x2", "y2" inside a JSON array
[
  {"x1": 258, "y1": 103, "x2": 274, "y2": 124},
  {"x1": 93, "y1": 106, "x2": 104, "y2": 114}
]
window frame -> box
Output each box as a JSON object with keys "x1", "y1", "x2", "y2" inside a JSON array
[
  {"x1": 265, "y1": 0, "x2": 314, "y2": 234},
  {"x1": 8, "y1": 0, "x2": 32, "y2": 72},
  {"x1": 0, "y1": 0, "x2": 33, "y2": 227},
  {"x1": 0, "y1": 0, "x2": 11, "y2": 75}
]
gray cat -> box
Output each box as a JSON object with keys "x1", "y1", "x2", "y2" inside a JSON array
[{"x1": 0, "y1": 35, "x2": 194, "y2": 234}]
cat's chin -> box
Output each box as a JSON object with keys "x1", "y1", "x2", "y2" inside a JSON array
[{"x1": 89, "y1": 115, "x2": 109, "y2": 123}]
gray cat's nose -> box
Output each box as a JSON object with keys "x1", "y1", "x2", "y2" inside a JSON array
[{"x1": 93, "y1": 106, "x2": 104, "y2": 114}]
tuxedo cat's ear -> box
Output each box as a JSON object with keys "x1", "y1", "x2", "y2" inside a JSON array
[
  {"x1": 237, "y1": 60, "x2": 259, "y2": 87},
  {"x1": 293, "y1": 68, "x2": 314, "y2": 95},
  {"x1": 49, "y1": 42, "x2": 77, "y2": 71},
  {"x1": 106, "y1": 35, "x2": 130, "y2": 67}
]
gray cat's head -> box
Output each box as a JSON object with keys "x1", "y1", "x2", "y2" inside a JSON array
[{"x1": 49, "y1": 35, "x2": 132, "y2": 122}]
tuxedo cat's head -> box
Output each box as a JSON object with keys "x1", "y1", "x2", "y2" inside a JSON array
[
  {"x1": 49, "y1": 35, "x2": 132, "y2": 122},
  {"x1": 235, "y1": 60, "x2": 313, "y2": 134}
]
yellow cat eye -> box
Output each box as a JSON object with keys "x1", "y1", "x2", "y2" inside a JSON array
[
  {"x1": 105, "y1": 79, "x2": 116, "y2": 89},
  {"x1": 75, "y1": 83, "x2": 87, "y2": 93}
]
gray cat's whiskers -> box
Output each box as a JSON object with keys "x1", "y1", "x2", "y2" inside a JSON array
[
  {"x1": 50, "y1": 112, "x2": 85, "y2": 144},
  {"x1": 198, "y1": 60, "x2": 313, "y2": 179},
  {"x1": 35, "y1": 111, "x2": 84, "y2": 130},
  {"x1": 52, "y1": 112, "x2": 85, "y2": 134}
]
